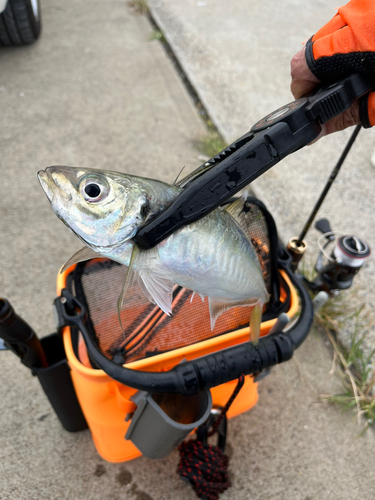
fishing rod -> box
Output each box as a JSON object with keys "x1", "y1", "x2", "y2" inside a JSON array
[{"x1": 287, "y1": 124, "x2": 363, "y2": 271}]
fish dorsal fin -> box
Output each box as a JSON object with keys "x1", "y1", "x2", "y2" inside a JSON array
[
  {"x1": 60, "y1": 246, "x2": 102, "y2": 274},
  {"x1": 224, "y1": 191, "x2": 248, "y2": 217},
  {"x1": 175, "y1": 162, "x2": 214, "y2": 188},
  {"x1": 225, "y1": 191, "x2": 249, "y2": 235}
]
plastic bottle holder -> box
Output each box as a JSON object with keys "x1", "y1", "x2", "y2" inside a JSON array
[{"x1": 125, "y1": 390, "x2": 212, "y2": 459}]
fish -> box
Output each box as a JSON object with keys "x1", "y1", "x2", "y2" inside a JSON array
[{"x1": 37, "y1": 166, "x2": 269, "y2": 343}]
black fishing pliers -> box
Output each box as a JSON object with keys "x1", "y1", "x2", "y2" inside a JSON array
[{"x1": 134, "y1": 73, "x2": 373, "y2": 250}]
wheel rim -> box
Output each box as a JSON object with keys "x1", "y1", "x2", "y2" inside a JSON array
[{"x1": 30, "y1": 0, "x2": 39, "y2": 20}]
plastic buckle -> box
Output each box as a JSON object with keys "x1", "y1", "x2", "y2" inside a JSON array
[{"x1": 53, "y1": 289, "x2": 86, "y2": 335}]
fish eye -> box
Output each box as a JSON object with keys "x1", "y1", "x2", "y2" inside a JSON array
[
  {"x1": 85, "y1": 183, "x2": 101, "y2": 198},
  {"x1": 80, "y1": 176, "x2": 109, "y2": 203}
]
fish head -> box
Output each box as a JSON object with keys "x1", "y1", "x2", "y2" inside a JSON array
[{"x1": 37, "y1": 166, "x2": 152, "y2": 249}]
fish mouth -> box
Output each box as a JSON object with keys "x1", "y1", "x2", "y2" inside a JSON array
[
  {"x1": 37, "y1": 169, "x2": 53, "y2": 202},
  {"x1": 38, "y1": 166, "x2": 73, "y2": 202}
]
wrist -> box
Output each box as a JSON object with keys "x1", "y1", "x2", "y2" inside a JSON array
[
  {"x1": 359, "y1": 92, "x2": 375, "y2": 128},
  {"x1": 305, "y1": 37, "x2": 324, "y2": 81}
]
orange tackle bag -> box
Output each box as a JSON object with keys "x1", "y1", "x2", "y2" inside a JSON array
[{"x1": 49, "y1": 196, "x2": 312, "y2": 462}]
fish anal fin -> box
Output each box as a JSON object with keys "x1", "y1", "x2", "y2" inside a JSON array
[
  {"x1": 208, "y1": 297, "x2": 261, "y2": 332},
  {"x1": 208, "y1": 298, "x2": 239, "y2": 331},
  {"x1": 60, "y1": 246, "x2": 103, "y2": 274},
  {"x1": 190, "y1": 291, "x2": 205, "y2": 304}
]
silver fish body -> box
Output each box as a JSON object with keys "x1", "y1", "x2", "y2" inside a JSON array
[{"x1": 38, "y1": 166, "x2": 268, "y2": 336}]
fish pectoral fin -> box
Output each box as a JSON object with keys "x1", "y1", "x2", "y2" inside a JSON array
[
  {"x1": 122, "y1": 245, "x2": 173, "y2": 317},
  {"x1": 60, "y1": 246, "x2": 103, "y2": 274},
  {"x1": 249, "y1": 301, "x2": 263, "y2": 346},
  {"x1": 138, "y1": 269, "x2": 174, "y2": 316},
  {"x1": 117, "y1": 244, "x2": 140, "y2": 334}
]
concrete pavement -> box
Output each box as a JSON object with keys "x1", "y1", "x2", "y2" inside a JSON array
[{"x1": 1, "y1": 0, "x2": 375, "y2": 499}]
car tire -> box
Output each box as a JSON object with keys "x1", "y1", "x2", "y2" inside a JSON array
[{"x1": 0, "y1": 0, "x2": 41, "y2": 46}]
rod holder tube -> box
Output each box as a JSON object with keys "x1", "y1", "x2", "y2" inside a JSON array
[{"x1": 287, "y1": 237, "x2": 307, "y2": 272}]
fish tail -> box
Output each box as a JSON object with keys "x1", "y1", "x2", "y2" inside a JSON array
[{"x1": 249, "y1": 301, "x2": 262, "y2": 345}]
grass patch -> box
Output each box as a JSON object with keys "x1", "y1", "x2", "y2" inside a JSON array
[
  {"x1": 312, "y1": 289, "x2": 374, "y2": 431},
  {"x1": 194, "y1": 130, "x2": 227, "y2": 158},
  {"x1": 319, "y1": 315, "x2": 375, "y2": 432},
  {"x1": 148, "y1": 29, "x2": 166, "y2": 43},
  {"x1": 128, "y1": 0, "x2": 149, "y2": 15},
  {"x1": 300, "y1": 260, "x2": 374, "y2": 431}
]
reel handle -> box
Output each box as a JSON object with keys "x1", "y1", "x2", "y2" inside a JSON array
[{"x1": 315, "y1": 218, "x2": 334, "y2": 239}]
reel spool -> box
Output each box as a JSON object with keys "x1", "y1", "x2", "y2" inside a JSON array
[{"x1": 306, "y1": 218, "x2": 371, "y2": 294}]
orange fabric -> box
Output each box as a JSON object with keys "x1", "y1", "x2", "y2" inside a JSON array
[
  {"x1": 312, "y1": 13, "x2": 346, "y2": 41},
  {"x1": 308, "y1": 0, "x2": 375, "y2": 127},
  {"x1": 368, "y1": 92, "x2": 375, "y2": 126},
  {"x1": 312, "y1": 0, "x2": 375, "y2": 59}
]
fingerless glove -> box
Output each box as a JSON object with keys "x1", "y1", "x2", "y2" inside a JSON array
[{"x1": 305, "y1": 0, "x2": 375, "y2": 127}]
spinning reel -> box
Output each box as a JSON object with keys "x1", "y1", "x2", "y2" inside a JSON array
[
  {"x1": 286, "y1": 124, "x2": 371, "y2": 300},
  {"x1": 306, "y1": 218, "x2": 371, "y2": 294}
]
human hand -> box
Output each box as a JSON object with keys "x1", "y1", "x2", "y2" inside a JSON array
[
  {"x1": 290, "y1": 0, "x2": 375, "y2": 140},
  {"x1": 290, "y1": 46, "x2": 361, "y2": 139}
]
